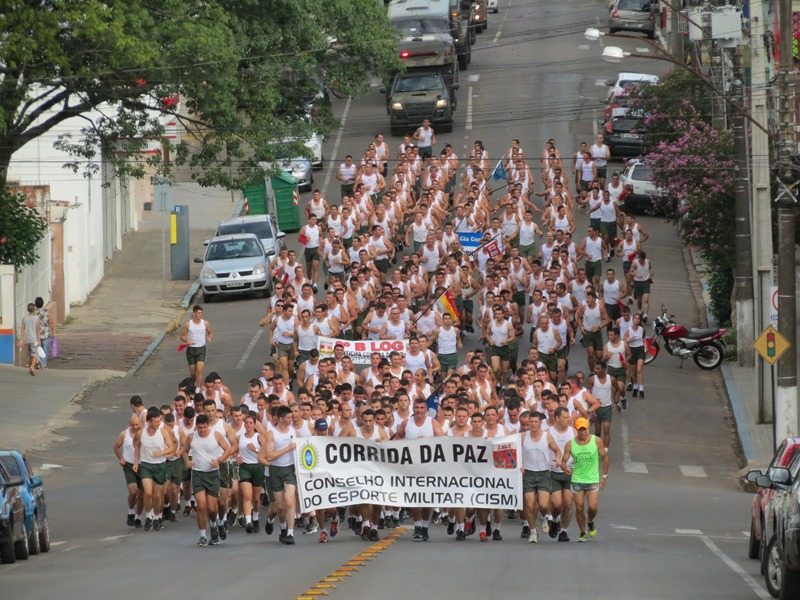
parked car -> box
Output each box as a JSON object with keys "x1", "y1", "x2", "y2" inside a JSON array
[
  {"x1": 750, "y1": 452, "x2": 800, "y2": 599},
  {"x1": 214, "y1": 214, "x2": 287, "y2": 257},
  {"x1": 746, "y1": 438, "x2": 800, "y2": 561},
  {"x1": 619, "y1": 159, "x2": 665, "y2": 211},
  {"x1": 0, "y1": 450, "x2": 50, "y2": 556},
  {"x1": 280, "y1": 157, "x2": 313, "y2": 192},
  {"x1": 609, "y1": 0, "x2": 658, "y2": 38},
  {"x1": 194, "y1": 233, "x2": 273, "y2": 302},
  {"x1": 0, "y1": 461, "x2": 28, "y2": 564},
  {"x1": 604, "y1": 92, "x2": 635, "y2": 121},
  {"x1": 604, "y1": 114, "x2": 646, "y2": 157},
  {"x1": 487, "y1": 0, "x2": 498, "y2": 13},
  {"x1": 605, "y1": 71, "x2": 659, "y2": 102}
]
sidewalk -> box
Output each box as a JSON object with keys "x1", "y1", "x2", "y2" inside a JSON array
[
  {"x1": 0, "y1": 181, "x2": 241, "y2": 452},
  {"x1": 688, "y1": 247, "x2": 800, "y2": 470}
]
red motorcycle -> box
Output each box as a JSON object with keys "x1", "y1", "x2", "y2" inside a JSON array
[{"x1": 644, "y1": 305, "x2": 727, "y2": 370}]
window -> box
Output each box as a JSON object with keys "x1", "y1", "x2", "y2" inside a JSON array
[{"x1": 630, "y1": 166, "x2": 653, "y2": 182}]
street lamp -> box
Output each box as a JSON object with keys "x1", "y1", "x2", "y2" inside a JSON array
[{"x1": 601, "y1": 46, "x2": 627, "y2": 63}]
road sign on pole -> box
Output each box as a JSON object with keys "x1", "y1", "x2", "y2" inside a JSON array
[{"x1": 754, "y1": 325, "x2": 790, "y2": 365}]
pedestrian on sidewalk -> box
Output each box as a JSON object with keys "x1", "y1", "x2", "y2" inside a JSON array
[
  {"x1": 34, "y1": 297, "x2": 55, "y2": 369},
  {"x1": 19, "y1": 303, "x2": 41, "y2": 376}
]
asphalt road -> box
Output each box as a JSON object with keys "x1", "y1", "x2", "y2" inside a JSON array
[{"x1": 2, "y1": 1, "x2": 770, "y2": 599}]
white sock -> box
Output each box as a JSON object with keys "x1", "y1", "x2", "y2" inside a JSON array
[
  {"x1": 253, "y1": 513, "x2": 259, "y2": 522},
  {"x1": 286, "y1": 528, "x2": 294, "y2": 536},
  {"x1": 147, "y1": 510, "x2": 154, "y2": 520},
  {"x1": 457, "y1": 522, "x2": 465, "y2": 532},
  {"x1": 199, "y1": 528, "x2": 206, "y2": 536},
  {"x1": 362, "y1": 520, "x2": 370, "y2": 529},
  {"x1": 415, "y1": 520, "x2": 423, "y2": 527},
  {"x1": 522, "y1": 520, "x2": 529, "y2": 527},
  {"x1": 128, "y1": 508, "x2": 135, "y2": 515},
  {"x1": 449, "y1": 515, "x2": 456, "y2": 523},
  {"x1": 422, "y1": 521, "x2": 429, "y2": 528},
  {"x1": 245, "y1": 515, "x2": 252, "y2": 524},
  {"x1": 279, "y1": 521, "x2": 287, "y2": 530},
  {"x1": 268, "y1": 516, "x2": 275, "y2": 523}
]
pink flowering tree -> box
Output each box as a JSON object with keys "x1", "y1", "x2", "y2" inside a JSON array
[
  {"x1": 0, "y1": 192, "x2": 48, "y2": 268},
  {"x1": 642, "y1": 117, "x2": 736, "y2": 324}
]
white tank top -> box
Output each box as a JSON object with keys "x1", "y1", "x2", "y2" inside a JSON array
[
  {"x1": 549, "y1": 426, "x2": 574, "y2": 472},
  {"x1": 191, "y1": 431, "x2": 223, "y2": 472},
  {"x1": 367, "y1": 311, "x2": 389, "y2": 341},
  {"x1": 522, "y1": 431, "x2": 551, "y2": 471},
  {"x1": 519, "y1": 221, "x2": 537, "y2": 246},
  {"x1": 631, "y1": 258, "x2": 650, "y2": 282},
  {"x1": 271, "y1": 427, "x2": 296, "y2": 467},
  {"x1": 551, "y1": 318, "x2": 568, "y2": 350},
  {"x1": 438, "y1": 326, "x2": 458, "y2": 354},
  {"x1": 626, "y1": 324, "x2": 644, "y2": 348},
  {"x1": 582, "y1": 302, "x2": 602, "y2": 331},
  {"x1": 385, "y1": 320, "x2": 406, "y2": 340},
  {"x1": 416, "y1": 127, "x2": 433, "y2": 148},
  {"x1": 591, "y1": 374, "x2": 614, "y2": 408},
  {"x1": 421, "y1": 245, "x2": 441, "y2": 272},
  {"x1": 606, "y1": 341, "x2": 626, "y2": 369},
  {"x1": 537, "y1": 326, "x2": 557, "y2": 354},
  {"x1": 416, "y1": 313, "x2": 437, "y2": 336},
  {"x1": 355, "y1": 427, "x2": 383, "y2": 442},
  {"x1": 328, "y1": 214, "x2": 343, "y2": 236},
  {"x1": 187, "y1": 319, "x2": 206, "y2": 347},
  {"x1": 405, "y1": 351, "x2": 427, "y2": 374},
  {"x1": 405, "y1": 416, "x2": 435, "y2": 439},
  {"x1": 502, "y1": 213, "x2": 518, "y2": 237},
  {"x1": 274, "y1": 315, "x2": 296, "y2": 344},
  {"x1": 584, "y1": 236, "x2": 603, "y2": 262},
  {"x1": 140, "y1": 427, "x2": 167, "y2": 464},
  {"x1": 621, "y1": 238, "x2": 638, "y2": 261},
  {"x1": 490, "y1": 319, "x2": 508, "y2": 346},
  {"x1": 361, "y1": 173, "x2": 378, "y2": 195},
  {"x1": 238, "y1": 430, "x2": 261, "y2": 464},
  {"x1": 602, "y1": 279, "x2": 623, "y2": 304},
  {"x1": 122, "y1": 428, "x2": 136, "y2": 463},
  {"x1": 553, "y1": 214, "x2": 570, "y2": 232},
  {"x1": 297, "y1": 323, "x2": 317, "y2": 352},
  {"x1": 572, "y1": 279, "x2": 589, "y2": 304},
  {"x1": 608, "y1": 182, "x2": 624, "y2": 203},
  {"x1": 305, "y1": 223, "x2": 320, "y2": 248},
  {"x1": 598, "y1": 201, "x2": 617, "y2": 223}
]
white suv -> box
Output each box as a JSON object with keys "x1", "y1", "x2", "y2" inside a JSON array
[{"x1": 620, "y1": 159, "x2": 664, "y2": 211}]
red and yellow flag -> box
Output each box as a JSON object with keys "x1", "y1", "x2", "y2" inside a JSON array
[{"x1": 437, "y1": 289, "x2": 461, "y2": 320}]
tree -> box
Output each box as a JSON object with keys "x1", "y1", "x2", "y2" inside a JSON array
[
  {"x1": 0, "y1": 0, "x2": 400, "y2": 190},
  {"x1": 0, "y1": 192, "x2": 48, "y2": 268}
]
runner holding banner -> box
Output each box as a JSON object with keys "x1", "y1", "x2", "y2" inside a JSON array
[
  {"x1": 317, "y1": 336, "x2": 408, "y2": 365},
  {"x1": 295, "y1": 435, "x2": 522, "y2": 511}
]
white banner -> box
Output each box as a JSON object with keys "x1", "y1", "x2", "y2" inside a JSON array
[
  {"x1": 294, "y1": 435, "x2": 522, "y2": 511},
  {"x1": 317, "y1": 337, "x2": 408, "y2": 365}
]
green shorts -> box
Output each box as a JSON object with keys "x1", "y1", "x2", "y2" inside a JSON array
[
  {"x1": 374, "y1": 258, "x2": 392, "y2": 274},
  {"x1": 340, "y1": 183, "x2": 354, "y2": 198},
  {"x1": 519, "y1": 242, "x2": 537, "y2": 261},
  {"x1": 123, "y1": 462, "x2": 143, "y2": 490},
  {"x1": 550, "y1": 470, "x2": 572, "y2": 492},
  {"x1": 439, "y1": 353, "x2": 458, "y2": 372},
  {"x1": 596, "y1": 404, "x2": 613, "y2": 424},
  {"x1": 186, "y1": 346, "x2": 206, "y2": 366},
  {"x1": 167, "y1": 459, "x2": 184, "y2": 485},
  {"x1": 523, "y1": 469, "x2": 553, "y2": 494},
  {"x1": 276, "y1": 342, "x2": 295, "y2": 360},
  {"x1": 490, "y1": 344, "x2": 511, "y2": 361},
  {"x1": 608, "y1": 365, "x2": 626, "y2": 384},
  {"x1": 582, "y1": 330, "x2": 603, "y2": 351},
  {"x1": 218, "y1": 461, "x2": 233, "y2": 489},
  {"x1": 539, "y1": 352, "x2": 557, "y2": 374},
  {"x1": 269, "y1": 464, "x2": 297, "y2": 492},
  {"x1": 139, "y1": 462, "x2": 167, "y2": 485},
  {"x1": 555, "y1": 346, "x2": 567, "y2": 360},
  {"x1": 192, "y1": 470, "x2": 221, "y2": 498},
  {"x1": 600, "y1": 221, "x2": 616, "y2": 240},
  {"x1": 633, "y1": 279, "x2": 651, "y2": 297},
  {"x1": 238, "y1": 463, "x2": 265, "y2": 487},
  {"x1": 584, "y1": 259, "x2": 602, "y2": 281},
  {"x1": 304, "y1": 247, "x2": 320, "y2": 263}
]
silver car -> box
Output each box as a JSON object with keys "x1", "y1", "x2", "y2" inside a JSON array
[
  {"x1": 194, "y1": 233, "x2": 273, "y2": 301},
  {"x1": 609, "y1": 0, "x2": 657, "y2": 39},
  {"x1": 215, "y1": 214, "x2": 286, "y2": 257}
]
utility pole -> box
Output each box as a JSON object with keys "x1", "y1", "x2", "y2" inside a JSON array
[
  {"x1": 670, "y1": 1, "x2": 683, "y2": 60},
  {"x1": 775, "y1": 0, "x2": 798, "y2": 444},
  {"x1": 731, "y1": 49, "x2": 755, "y2": 367},
  {"x1": 749, "y1": 0, "x2": 775, "y2": 424}
]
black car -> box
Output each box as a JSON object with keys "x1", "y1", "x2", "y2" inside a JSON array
[
  {"x1": 603, "y1": 115, "x2": 646, "y2": 157},
  {"x1": 0, "y1": 461, "x2": 29, "y2": 563},
  {"x1": 381, "y1": 72, "x2": 458, "y2": 135},
  {"x1": 751, "y1": 451, "x2": 800, "y2": 599}
]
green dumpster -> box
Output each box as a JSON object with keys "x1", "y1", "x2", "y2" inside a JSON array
[
  {"x1": 271, "y1": 171, "x2": 301, "y2": 232},
  {"x1": 242, "y1": 180, "x2": 267, "y2": 215}
]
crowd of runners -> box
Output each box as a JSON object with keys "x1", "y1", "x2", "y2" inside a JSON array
[{"x1": 114, "y1": 125, "x2": 656, "y2": 548}]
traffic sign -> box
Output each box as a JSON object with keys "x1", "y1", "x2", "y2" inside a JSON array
[{"x1": 754, "y1": 325, "x2": 790, "y2": 365}]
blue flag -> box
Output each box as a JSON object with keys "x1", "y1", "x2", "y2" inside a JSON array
[
  {"x1": 425, "y1": 389, "x2": 440, "y2": 418},
  {"x1": 491, "y1": 161, "x2": 506, "y2": 181}
]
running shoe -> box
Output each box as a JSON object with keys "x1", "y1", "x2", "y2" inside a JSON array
[
  {"x1": 412, "y1": 526, "x2": 422, "y2": 541},
  {"x1": 456, "y1": 530, "x2": 467, "y2": 541},
  {"x1": 621, "y1": 397, "x2": 628, "y2": 410},
  {"x1": 639, "y1": 390, "x2": 645, "y2": 398},
  {"x1": 485, "y1": 521, "x2": 492, "y2": 536},
  {"x1": 378, "y1": 517, "x2": 385, "y2": 530},
  {"x1": 210, "y1": 527, "x2": 220, "y2": 544},
  {"x1": 421, "y1": 527, "x2": 430, "y2": 541},
  {"x1": 558, "y1": 531, "x2": 570, "y2": 542},
  {"x1": 528, "y1": 529, "x2": 539, "y2": 544},
  {"x1": 642, "y1": 314, "x2": 648, "y2": 324},
  {"x1": 369, "y1": 529, "x2": 379, "y2": 542},
  {"x1": 506, "y1": 510, "x2": 516, "y2": 520},
  {"x1": 431, "y1": 510, "x2": 441, "y2": 525},
  {"x1": 153, "y1": 519, "x2": 163, "y2": 531},
  {"x1": 626, "y1": 382, "x2": 633, "y2": 392},
  {"x1": 265, "y1": 520, "x2": 274, "y2": 535},
  {"x1": 447, "y1": 521, "x2": 455, "y2": 536},
  {"x1": 246, "y1": 522, "x2": 254, "y2": 534},
  {"x1": 197, "y1": 535, "x2": 209, "y2": 547},
  {"x1": 144, "y1": 518, "x2": 153, "y2": 532},
  {"x1": 361, "y1": 526, "x2": 371, "y2": 541},
  {"x1": 284, "y1": 534, "x2": 295, "y2": 545},
  {"x1": 218, "y1": 524, "x2": 227, "y2": 540},
  {"x1": 319, "y1": 531, "x2": 328, "y2": 543},
  {"x1": 632, "y1": 388, "x2": 639, "y2": 398},
  {"x1": 134, "y1": 518, "x2": 142, "y2": 529},
  {"x1": 588, "y1": 522, "x2": 597, "y2": 537},
  {"x1": 305, "y1": 518, "x2": 319, "y2": 535},
  {"x1": 465, "y1": 520, "x2": 474, "y2": 535},
  {"x1": 542, "y1": 519, "x2": 550, "y2": 534},
  {"x1": 549, "y1": 521, "x2": 560, "y2": 539},
  {"x1": 238, "y1": 515, "x2": 246, "y2": 528},
  {"x1": 163, "y1": 508, "x2": 172, "y2": 522},
  {"x1": 183, "y1": 506, "x2": 192, "y2": 517},
  {"x1": 279, "y1": 528, "x2": 288, "y2": 543},
  {"x1": 492, "y1": 530, "x2": 503, "y2": 541},
  {"x1": 521, "y1": 525, "x2": 531, "y2": 538},
  {"x1": 578, "y1": 531, "x2": 588, "y2": 543},
  {"x1": 126, "y1": 514, "x2": 135, "y2": 527},
  {"x1": 169, "y1": 510, "x2": 177, "y2": 523},
  {"x1": 252, "y1": 520, "x2": 260, "y2": 534},
  {"x1": 330, "y1": 521, "x2": 339, "y2": 537},
  {"x1": 479, "y1": 531, "x2": 487, "y2": 542}
]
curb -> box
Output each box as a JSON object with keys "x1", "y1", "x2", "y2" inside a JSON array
[
  {"x1": 721, "y1": 361, "x2": 758, "y2": 465},
  {"x1": 127, "y1": 193, "x2": 246, "y2": 378}
]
